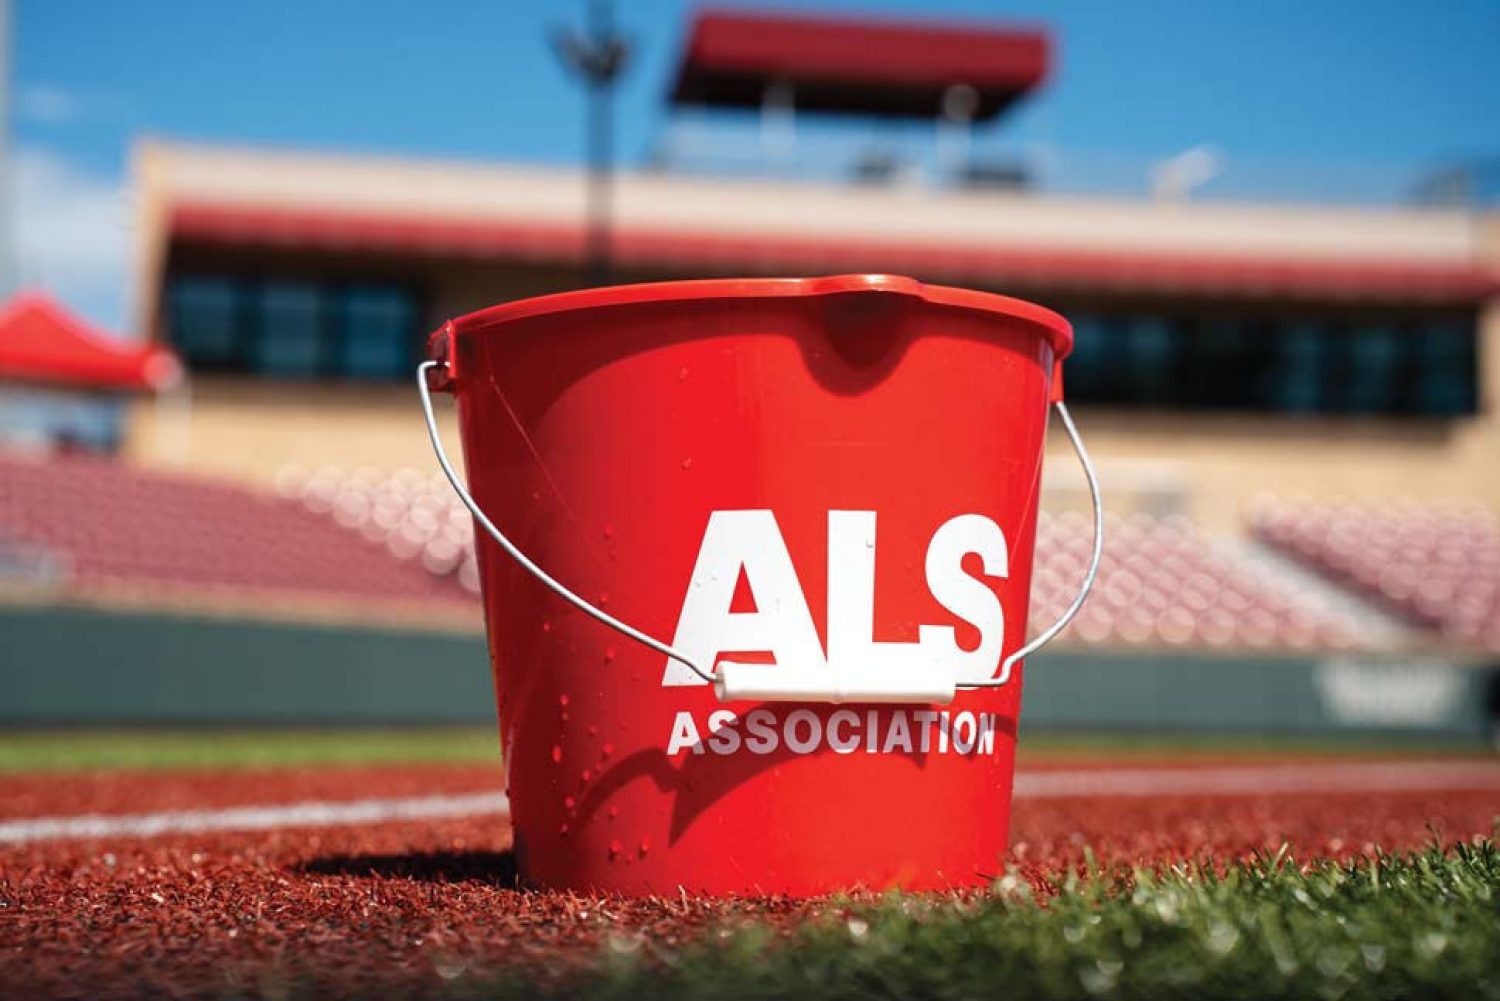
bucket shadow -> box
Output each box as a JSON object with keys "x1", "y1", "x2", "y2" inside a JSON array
[{"x1": 297, "y1": 849, "x2": 519, "y2": 887}]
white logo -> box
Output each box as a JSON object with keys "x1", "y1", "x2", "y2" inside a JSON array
[
  {"x1": 661, "y1": 510, "x2": 1009, "y2": 687},
  {"x1": 1315, "y1": 658, "x2": 1466, "y2": 727}
]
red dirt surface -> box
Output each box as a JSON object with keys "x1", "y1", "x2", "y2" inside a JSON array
[{"x1": 2, "y1": 760, "x2": 1497, "y2": 1000}]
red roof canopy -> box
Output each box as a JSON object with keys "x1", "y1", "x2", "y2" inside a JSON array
[
  {"x1": 170, "y1": 204, "x2": 1500, "y2": 306},
  {"x1": 0, "y1": 292, "x2": 182, "y2": 392},
  {"x1": 670, "y1": 8, "x2": 1049, "y2": 121}
]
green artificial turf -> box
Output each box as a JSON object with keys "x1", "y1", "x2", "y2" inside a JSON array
[
  {"x1": 564, "y1": 839, "x2": 1500, "y2": 1001},
  {"x1": 0, "y1": 727, "x2": 500, "y2": 772}
]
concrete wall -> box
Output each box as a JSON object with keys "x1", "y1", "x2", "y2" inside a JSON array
[{"x1": 0, "y1": 604, "x2": 493, "y2": 725}]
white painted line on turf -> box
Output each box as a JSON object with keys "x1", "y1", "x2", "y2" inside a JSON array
[
  {"x1": 0, "y1": 791, "x2": 510, "y2": 845},
  {"x1": 1013, "y1": 760, "x2": 1500, "y2": 799},
  {"x1": 2, "y1": 761, "x2": 1496, "y2": 846}
]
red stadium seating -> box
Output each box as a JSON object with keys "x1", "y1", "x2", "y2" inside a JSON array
[
  {"x1": 287, "y1": 466, "x2": 1369, "y2": 655},
  {"x1": 0, "y1": 451, "x2": 473, "y2": 610},
  {"x1": 276, "y1": 465, "x2": 481, "y2": 596},
  {"x1": 1249, "y1": 497, "x2": 1500, "y2": 652},
  {"x1": 1029, "y1": 510, "x2": 1363, "y2": 652}
]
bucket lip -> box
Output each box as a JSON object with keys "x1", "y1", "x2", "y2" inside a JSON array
[{"x1": 443, "y1": 274, "x2": 1072, "y2": 359}]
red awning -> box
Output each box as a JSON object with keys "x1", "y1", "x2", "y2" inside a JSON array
[
  {"x1": 670, "y1": 8, "x2": 1049, "y2": 121},
  {"x1": 170, "y1": 204, "x2": 1500, "y2": 305},
  {"x1": 0, "y1": 293, "x2": 183, "y2": 392}
]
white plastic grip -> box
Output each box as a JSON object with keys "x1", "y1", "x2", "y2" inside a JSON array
[{"x1": 715, "y1": 661, "x2": 959, "y2": 705}]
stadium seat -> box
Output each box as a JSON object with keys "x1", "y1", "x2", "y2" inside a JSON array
[
  {"x1": 1030, "y1": 510, "x2": 1363, "y2": 652},
  {"x1": 0, "y1": 450, "x2": 474, "y2": 611},
  {"x1": 278, "y1": 467, "x2": 1386, "y2": 654},
  {"x1": 1248, "y1": 496, "x2": 1500, "y2": 652}
]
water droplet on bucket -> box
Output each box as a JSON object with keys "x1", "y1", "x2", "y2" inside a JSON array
[
  {"x1": 551, "y1": 745, "x2": 562, "y2": 764},
  {"x1": 559, "y1": 823, "x2": 570, "y2": 836},
  {"x1": 607, "y1": 805, "x2": 618, "y2": 819},
  {"x1": 587, "y1": 724, "x2": 598, "y2": 736},
  {"x1": 681, "y1": 457, "x2": 693, "y2": 470},
  {"x1": 638, "y1": 838, "x2": 651, "y2": 856},
  {"x1": 604, "y1": 647, "x2": 616, "y2": 662},
  {"x1": 678, "y1": 366, "x2": 689, "y2": 381},
  {"x1": 560, "y1": 711, "x2": 569, "y2": 722},
  {"x1": 598, "y1": 592, "x2": 610, "y2": 607},
  {"x1": 542, "y1": 621, "x2": 552, "y2": 634},
  {"x1": 564, "y1": 796, "x2": 576, "y2": 810},
  {"x1": 603, "y1": 523, "x2": 615, "y2": 540},
  {"x1": 609, "y1": 839, "x2": 623, "y2": 857},
  {"x1": 559, "y1": 694, "x2": 570, "y2": 707},
  {"x1": 601, "y1": 742, "x2": 615, "y2": 758},
  {"x1": 580, "y1": 768, "x2": 592, "y2": 783}
]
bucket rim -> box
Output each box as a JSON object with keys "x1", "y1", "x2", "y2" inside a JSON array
[{"x1": 440, "y1": 274, "x2": 1072, "y2": 359}]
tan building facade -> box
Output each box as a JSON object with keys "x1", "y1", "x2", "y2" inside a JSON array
[{"x1": 127, "y1": 141, "x2": 1500, "y2": 528}]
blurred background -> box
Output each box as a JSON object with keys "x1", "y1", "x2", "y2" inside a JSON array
[{"x1": 1, "y1": 0, "x2": 1497, "y2": 747}]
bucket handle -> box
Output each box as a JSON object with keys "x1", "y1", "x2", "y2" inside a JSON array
[{"x1": 417, "y1": 359, "x2": 1102, "y2": 697}]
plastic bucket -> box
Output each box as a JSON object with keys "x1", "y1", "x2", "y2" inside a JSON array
[{"x1": 419, "y1": 274, "x2": 1097, "y2": 896}]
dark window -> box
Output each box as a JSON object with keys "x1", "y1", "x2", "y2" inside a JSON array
[
  {"x1": 1064, "y1": 313, "x2": 1108, "y2": 400},
  {"x1": 165, "y1": 275, "x2": 419, "y2": 382},
  {"x1": 1057, "y1": 306, "x2": 1477, "y2": 418},
  {"x1": 1338, "y1": 321, "x2": 1401, "y2": 414},
  {"x1": 254, "y1": 281, "x2": 325, "y2": 377},
  {"x1": 1072, "y1": 313, "x2": 1136, "y2": 404},
  {"x1": 1187, "y1": 316, "x2": 1269, "y2": 410},
  {"x1": 1418, "y1": 318, "x2": 1477, "y2": 415},
  {"x1": 339, "y1": 286, "x2": 415, "y2": 380},
  {"x1": 1271, "y1": 321, "x2": 1328, "y2": 412},
  {"x1": 1125, "y1": 315, "x2": 1179, "y2": 406},
  {"x1": 168, "y1": 276, "x2": 240, "y2": 370}
]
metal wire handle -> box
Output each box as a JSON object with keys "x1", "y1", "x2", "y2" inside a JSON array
[
  {"x1": 961, "y1": 399, "x2": 1103, "y2": 689},
  {"x1": 417, "y1": 359, "x2": 1102, "y2": 693},
  {"x1": 418, "y1": 360, "x2": 717, "y2": 684}
]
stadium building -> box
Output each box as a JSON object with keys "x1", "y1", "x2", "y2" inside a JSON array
[
  {"x1": 126, "y1": 137, "x2": 1500, "y2": 518},
  {"x1": 122, "y1": 12, "x2": 1500, "y2": 529},
  {"x1": 6, "y1": 8, "x2": 1499, "y2": 735}
]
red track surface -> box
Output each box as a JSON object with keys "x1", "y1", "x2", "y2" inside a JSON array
[{"x1": 2, "y1": 756, "x2": 1497, "y2": 1000}]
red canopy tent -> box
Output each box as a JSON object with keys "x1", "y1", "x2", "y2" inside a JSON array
[
  {"x1": 670, "y1": 8, "x2": 1050, "y2": 120},
  {"x1": 0, "y1": 292, "x2": 182, "y2": 393}
]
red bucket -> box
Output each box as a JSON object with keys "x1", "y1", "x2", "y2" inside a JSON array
[{"x1": 419, "y1": 274, "x2": 1098, "y2": 896}]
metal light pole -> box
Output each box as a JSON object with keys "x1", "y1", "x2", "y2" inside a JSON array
[{"x1": 553, "y1": 0, "x2": 630, "y2": 288}]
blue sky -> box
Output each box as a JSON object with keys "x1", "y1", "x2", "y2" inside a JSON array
[{"x1": 12, "y1": 0, "x2": 1500, "y2": 331}]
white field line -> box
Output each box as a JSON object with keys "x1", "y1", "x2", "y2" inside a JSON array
[
  {"x1": 1, "y1": 761, "x2": 1496, "y2": 846},
  {"x1": 0, "y1": 791, "x2": 510, "y2": 845}
]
